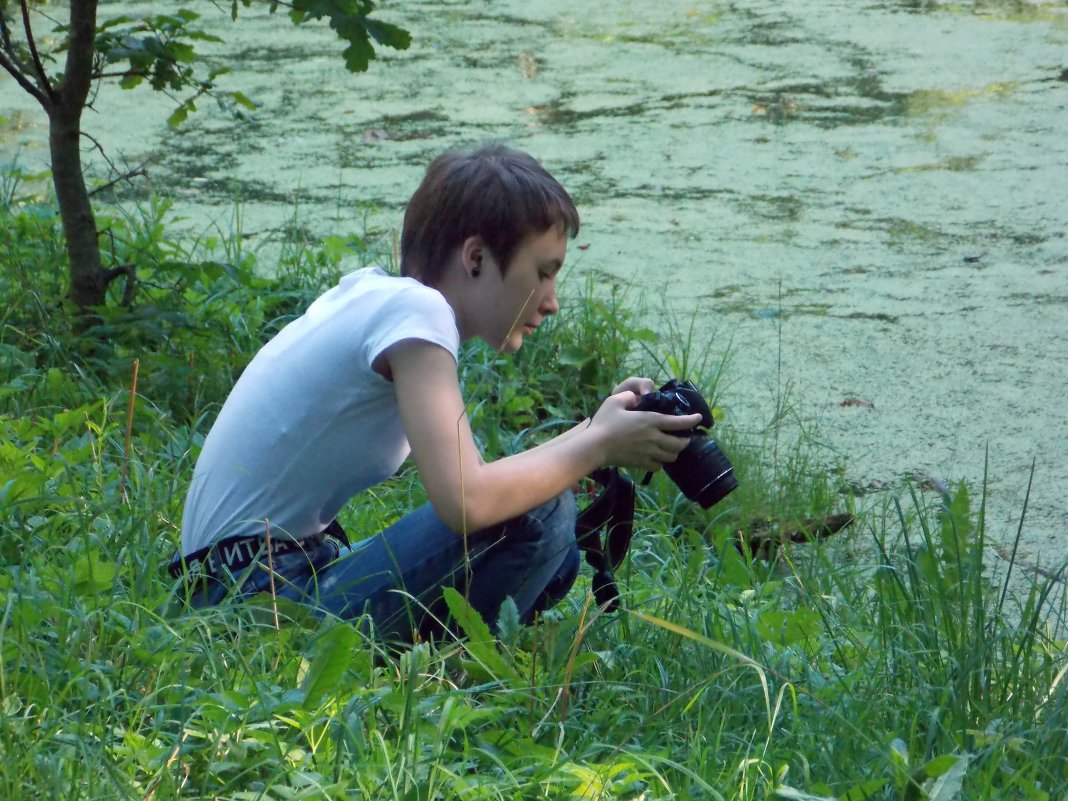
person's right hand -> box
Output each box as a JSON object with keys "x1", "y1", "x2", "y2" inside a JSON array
[{"x1": 588, "y1": 391, "x2": 703, "y2": 473}]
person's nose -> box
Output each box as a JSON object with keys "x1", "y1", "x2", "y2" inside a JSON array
[{"x1": 541, "y1": 281, "x2": 560, "y2": 316}]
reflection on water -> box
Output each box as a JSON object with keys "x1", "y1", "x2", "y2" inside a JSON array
[{"x1": 2, "y1": 0, "x2": 1067, "y2": 572}]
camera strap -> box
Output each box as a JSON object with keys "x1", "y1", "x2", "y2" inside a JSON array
[{"x1": 575, "y1": 468, "x2": 636, "y2": 612}]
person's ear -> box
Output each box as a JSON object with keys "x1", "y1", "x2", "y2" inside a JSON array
[{"x1": 460, "y1": 236, "x2": 485, "y2": 278}]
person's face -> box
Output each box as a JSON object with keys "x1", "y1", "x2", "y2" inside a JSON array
[{"x1": 475, "y1": 226, "x2": 566, "y2": 353}]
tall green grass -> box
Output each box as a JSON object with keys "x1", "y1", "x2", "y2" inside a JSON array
[{"x1": 1, "y1": 187, "x2": 1065, "y2": 799}]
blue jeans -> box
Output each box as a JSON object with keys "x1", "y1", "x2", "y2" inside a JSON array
[{"x1": 189, "y1": 491, "x2": 580, "y2": 643}]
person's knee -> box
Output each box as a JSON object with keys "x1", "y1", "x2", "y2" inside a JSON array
[
  {"x1": 520, "y1": 489, "x2": 577, "y2": 559},
  {"x1": 526, "y1": 543, "x2": 581, "y2": 621}
]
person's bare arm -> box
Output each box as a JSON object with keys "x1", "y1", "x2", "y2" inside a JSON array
[
  {"x1": 517, "y1": 377, "x2": 657, "y2": 456},
  {"x1": 386, "y1": 340, "x2": 699, "y2": 534}
]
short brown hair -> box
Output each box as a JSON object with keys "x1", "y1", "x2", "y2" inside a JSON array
[{"x1": 400, "y1": 144, "x2": 580, "y2": 285}]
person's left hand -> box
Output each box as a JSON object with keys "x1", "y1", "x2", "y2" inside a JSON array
[{"x1": 611, "y1": 376, "x2": 656, "y2": 398}]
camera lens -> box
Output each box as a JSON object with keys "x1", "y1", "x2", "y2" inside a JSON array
[{"x1": 665, "y1": 434, "x2": 738, "y2": 508}]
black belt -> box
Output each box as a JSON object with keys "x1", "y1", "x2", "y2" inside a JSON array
[{"x1": 169, "y1": 519, "x2": 350, "y2": 583}]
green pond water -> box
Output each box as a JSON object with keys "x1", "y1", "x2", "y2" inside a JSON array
[{"x1": 3, "y1": 0, "x2": 1067, "y2": 585}]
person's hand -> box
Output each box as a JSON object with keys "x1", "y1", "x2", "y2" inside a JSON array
[
  {"x1": 588, "y1": 391, "x2": 702, "y2": 473},
  {"x1": 611, "y1": 376, "x2": 656, "y2": 398}
]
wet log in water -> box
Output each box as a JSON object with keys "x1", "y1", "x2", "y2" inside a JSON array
[{"x1": 736, "y1": 513, "x2": 854, "y2": 560}]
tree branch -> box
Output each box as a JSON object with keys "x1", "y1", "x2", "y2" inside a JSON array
[
  {"x1": 88, "y1": 163, "x2": 150, "y2": 197},
  {"x1": 0, "y1": 9, "x2": 14, "y2": 52},
  {"x1": 89, "y1": 70, "x2": 149, "y2": 81},
  {"x1": 0, "y1": 46, "x2": 48, "y2": 106},
  {"x1": 80, "y1": 129, "x2": 151, "y2": 199},
  {"x1": 101, "y1": 263, "x2": 137, "y2": 307},
  {"x1": 80, "y1": 129, "x2": 120, "y2": 173},
  {"x1": 19, "y1": 0, "x2": 54, "y2": 99}
]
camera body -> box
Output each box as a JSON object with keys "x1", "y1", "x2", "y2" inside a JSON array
[{"x1": 632, "y1": 379, "x2": 737, "y2": 508}]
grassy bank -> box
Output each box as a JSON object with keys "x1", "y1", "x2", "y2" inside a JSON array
[{"x1": 1, "y1": 185, "x2": 1066, "y2": 800}]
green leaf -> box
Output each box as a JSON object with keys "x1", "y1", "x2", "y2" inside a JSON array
[
  {"x1": 925, "y1": 754, "x2": 969, "y2": 800},
  {"x1": 363, "y1": 19, "x2": 412, "y2": 50},
  {"x1": 185, "y1": 31, "x2": 226, "y2": 44},
  {"x1": 716, "y1": 539, "x2": 752, "y2": 587},
  {"x1": 568, "y1": 651, "x2": 601, "y2": 672},
  {"x1": 301, "y1": 623, "x2": 358, "y2": 709},
  {"x1": 504, "y1": 395, "x2": 533, "y2": 413},
  {"x1": 890, "y1": 737, "x2": 909, "y2": 767},
  {"x1": 840, "y1": 778, "x2": 889, "y2": 801},
  {"x1": 72, "y1": 552, "x2": 118, "y2": 595},
  {"x1": 168, "y1": 42, "x2": 196, "y2": 64},
  {"x1": 50, "y1": 403, "x2": 99, "y2": 435},
  {"x1": 496, "y1": 596, "x2": 521, "y2": 649},
  {"x1": 321, "y1": 234, "x2": 363, "y2": 262},
  {"x1": 939, "y1": 482, "x2": 972, "y2": 559},
  {"x1": 773, "y1": 787, "x2": 836, "y2": 801},
  {"x1": 558, "y1": 346, "x2": 592, "y2": 367},
  {"x1": 630, "y1": 327, "x2": 659, "y2": 343},
  {"x1": 922, "y1": 754, "x2": 960, "y2": 779},
  {"x1": 443, "y1": 586, "x2": 492, "y2": 641},
  {"x1": 339, "y1": 33, "x2": 375, "y2": 73},
  {"x1": 442, "y1": 587, "x2": 519, "y2": 680},
  {"x1": 755, "y1": 608, "x2": 822, "y2": 648},
  {"x1": 230, "y1": 91, "x2": 258, "y2": 110},
  {"x1": 98, "y1": 15, "x2": 137, "y2": 31},
  {"x1": 167, "y1": 103, "x2": 190, "y2": 126}
]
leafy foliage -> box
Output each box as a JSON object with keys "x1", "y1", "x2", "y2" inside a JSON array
[
  {"x1": 87, "y1": 1, "x2": 412, "y2": 125},
  {"x1": 0, "y1": 0, "x2": 410, "y2": 312},
  {"x1": 8, "y1": 1, "x2": 410, "y2": 120},
  {"x1": 281, "y1": 0, "x2": 412, "y2": 71}
]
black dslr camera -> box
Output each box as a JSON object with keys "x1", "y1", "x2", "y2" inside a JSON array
[
  {"x1": 632, "y1": 379, "x2": 737, "y2": 508},
  {"x1": 574, "y1": 379, "x2": 737, "y2": 611}
]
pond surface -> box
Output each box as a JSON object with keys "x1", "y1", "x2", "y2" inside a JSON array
[{"x1": 3, "y1": 0, "x2": 1067, "y2": 589}]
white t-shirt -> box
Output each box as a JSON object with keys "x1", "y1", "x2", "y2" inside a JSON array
[{"x1": 180, "y1": 267, "x2": 460, "y2": 554}]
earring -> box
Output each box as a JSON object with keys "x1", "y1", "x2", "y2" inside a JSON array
[{"x1": 472, "y1": 263, "x2": 481, "y2": 278}]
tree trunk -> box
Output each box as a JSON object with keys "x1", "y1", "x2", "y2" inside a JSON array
[
  {"x1": 50, "y1": 105, "x2": 105, "y2": 310},
  {"x1": 50, "y1": 0, "x2": 104, "y2": 313}
]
